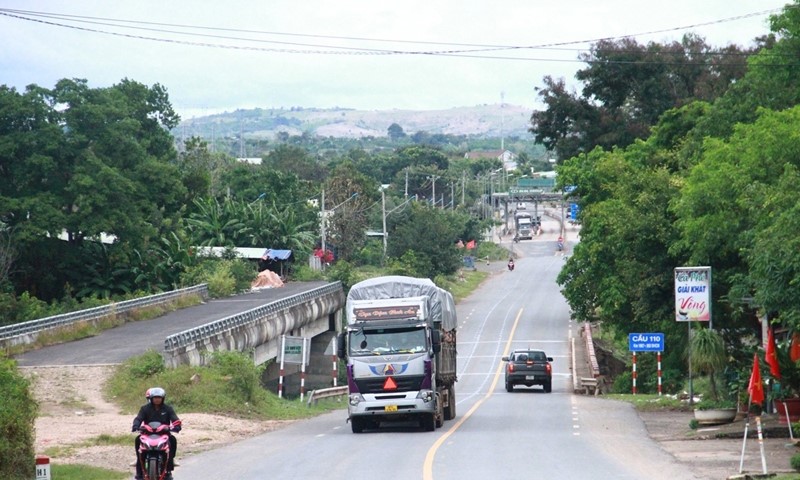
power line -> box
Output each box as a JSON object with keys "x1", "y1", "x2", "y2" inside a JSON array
[{"x1": 0, "y1": 6, "x2": 789, "y2": 59}]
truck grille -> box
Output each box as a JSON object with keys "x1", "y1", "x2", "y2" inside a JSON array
[{"x1": 355, "y1": 375, "x2": 425, "y2": 394}]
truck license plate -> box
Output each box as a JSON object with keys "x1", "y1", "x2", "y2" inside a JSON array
[
  {"x1": 385, "y1": 405, "x2": 398, "y2": 412},
  {"x1": 525, "y1": 375, "x2": 536, "y2": 380}
]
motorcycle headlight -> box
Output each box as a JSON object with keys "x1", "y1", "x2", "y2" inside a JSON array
[{"x1": 349, "y1": 393, "x2": 364, "y2": 406}]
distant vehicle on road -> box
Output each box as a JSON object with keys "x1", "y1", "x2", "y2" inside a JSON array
[
  {"x1": 514, "y1": 212, "x2": 533, "y2": 240},
  {"x1": 502, "y1": 349, "x2": 553, "y2": 393}
]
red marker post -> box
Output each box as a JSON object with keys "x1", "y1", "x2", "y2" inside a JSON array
[{"x1": 36, "y1": 455, "x2": 51, "y2": 480}]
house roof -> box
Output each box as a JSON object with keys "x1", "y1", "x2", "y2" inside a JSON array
[{"x1": 194, "y1": 247, "x2": 293, "y2": 260}]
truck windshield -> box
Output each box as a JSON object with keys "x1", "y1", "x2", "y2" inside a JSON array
[{"x1": 349, "y1": 327, "x2": 426, "y2": 356}]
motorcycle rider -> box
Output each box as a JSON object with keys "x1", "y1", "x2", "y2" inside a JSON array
[
  {"x1": 132, "y1": 387, "x2": 181, "y2": 480},
  {"x1": 507, "y1": 258, "x2": 515, "y2": 271}
]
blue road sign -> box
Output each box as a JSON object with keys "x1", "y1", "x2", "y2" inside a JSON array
[
  {"x1": 628, "y1": 332, "x2": 665, "y2": 352},
  {"x1": 569, "y1": 203, "x2": 580, "y2": 219}
]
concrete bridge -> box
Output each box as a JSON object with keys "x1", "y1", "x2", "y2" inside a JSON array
[
  {"x1": 163, "y1": 282, "x2": 346, "y2": 394},
  {"x1": 15, "y1": 281, "x2": 346, "y2": 396}
]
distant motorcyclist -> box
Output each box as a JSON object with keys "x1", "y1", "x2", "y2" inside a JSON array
[
  {"x1": 507, "y1": 258, "x2": 515, "y2": 271},
  {"x1": 132, "y1": 387, "x2": 181, "y2": 480}
]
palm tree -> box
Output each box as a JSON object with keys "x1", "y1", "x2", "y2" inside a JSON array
[{"x1": 186, "y1": 197, "x2": 250, "y2": 246}]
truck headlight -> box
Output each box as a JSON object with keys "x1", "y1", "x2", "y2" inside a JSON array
[
  {"x1": 416, "y1": 390, "x2": 434, "y2": 403},
  {"x1": 349, "y1": 393, "x2": 364, "y2": 406}
]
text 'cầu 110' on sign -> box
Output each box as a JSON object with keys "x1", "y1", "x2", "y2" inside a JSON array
[{"x1": 674, "y1": 266, "x2": 711, "y2": 322}]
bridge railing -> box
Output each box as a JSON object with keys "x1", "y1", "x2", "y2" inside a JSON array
[
  {"x1": 165, "y1": 282, "x2": 343, "y2": 352},
  {"x1": 0, "y1": 284, "x2": 209, "y2": 343}
]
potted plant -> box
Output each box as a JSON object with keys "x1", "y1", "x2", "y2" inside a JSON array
[{"x1": 689, "y1": 327, "x2": 738, "y2": 424}]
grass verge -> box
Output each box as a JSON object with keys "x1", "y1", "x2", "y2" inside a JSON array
[
  {"x1": 51, "y1": 464, "x2": 128, "y2": 480},
  {"x1": 603, "y1": 393, "x2": 692, "y2": 412},
  {"x1": 106, "y1": 350, "x2": 341, "y2": 420}
]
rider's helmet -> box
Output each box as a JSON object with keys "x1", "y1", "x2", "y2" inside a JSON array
[{"x1": 147, "y1": 387, "x2": 166, "y2": 403}]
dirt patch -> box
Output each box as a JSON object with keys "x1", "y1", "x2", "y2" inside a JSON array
[
  {"x1": 23, "y1": 365, "x2": 294, "y2": 474},
  {"x1": 639, "y1": 408, "x2": 800, "y2": 478}
]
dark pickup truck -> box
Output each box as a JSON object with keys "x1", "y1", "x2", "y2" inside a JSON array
[{"x1": 502, "y1": 349, "x2": 553, "y2": 393}]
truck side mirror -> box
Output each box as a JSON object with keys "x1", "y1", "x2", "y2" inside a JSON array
[
  {"x1": 431, "y1": 330, "x2": 441, "y2": 354},
  {"x1": 337, "y1": 333, "x2": 346, "y2": 359}
]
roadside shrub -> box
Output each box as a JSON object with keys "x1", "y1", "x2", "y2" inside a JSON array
[
  {"x1": 181, "y1": 259, "x2": 254, "y2": 297},
  {"x1": 208, "y1": 351, "x2": 265, "y2": 403},
  {"x1": 205, "y1": 263, "x2": 237, "y2": 297},
  {"x1": 611, "y1": 371, "x2": 633, "y2": 394},
  {"x1": 225, "y1": 259, "x2": 257, "y2": 292},
  {"x1": 791, "y1": 452, "x2": 800, "y2": 472},
  {"x1": 127, "y1": 350, "x2": 166, "y2": 379},
  {"x1": 386, "y1": 251, "x2": 426, "y2": 278},
  {"x1": 0, "y1": 357, "x2": 38, "y2": 480},
  {"x1": 291, "y1": 264, "x2": 325, "y2": 282},
  {"x1": 325, "y1": 260, "x2": 356, "y2": 291}
]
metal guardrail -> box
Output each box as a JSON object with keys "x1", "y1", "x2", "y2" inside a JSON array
[
  {"x1": 0, "y1": 284, "x2": 208, "y2": 342},
  {"x1": 306, "y1": 386, "x2": 348, "y2": 406},
  {"x1": 164, "y1": 282, "x2": 343, "y2": 351}
]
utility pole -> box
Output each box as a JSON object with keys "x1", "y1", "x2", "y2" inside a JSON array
[
  {"x1": 404, "y1": 169, "x2": 409, "y2": 199},
  {"x1": 429, "y1": 174, "x2": 439, "y2": 207},
  {"x1": 320, "y1": 189, "x2": 326, "y2": 256},
  {"x1": 450, "y1": 182, "x2": 455, "y2": 209},
  {"x1": 461, "y1": 171, "x2": 466, "y2": 207},
  {"x1": 500, "y1": 91, "x2": 505, "y2": 151},
  {"x1": 381, "y1": 188, "x2": 387, "y2": 261}
]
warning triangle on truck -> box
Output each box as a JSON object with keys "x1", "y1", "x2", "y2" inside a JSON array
[{"x1": 383, "y1": 377, "x2": 398, "y2": 390}]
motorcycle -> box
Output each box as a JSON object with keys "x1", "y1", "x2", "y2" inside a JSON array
[
  {"x1": 507, "y1": 261, "x2": 515, "y2": 271},
  {"x1": 557, "y1": 237, "x2": 564, "y2": 252},
  {"x1": 138, "y1": 421, "x2": 172, "y2": 480}
]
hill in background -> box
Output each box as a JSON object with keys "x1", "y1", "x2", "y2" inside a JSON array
[{"x1": 176, "y1": 104, "x2": 533, "y2": 141}]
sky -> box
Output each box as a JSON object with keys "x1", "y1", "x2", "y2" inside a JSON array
[{"x1": 0, "y1": 1, "x2": 792, "y2": 119}]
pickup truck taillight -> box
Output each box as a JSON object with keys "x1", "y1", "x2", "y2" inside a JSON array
[
  {"x1": 508, "y1": 363, "x2": 515, "y2": 373},
  {"x1": 545, "y1": 363, "x2": 552, "y2": 374}
]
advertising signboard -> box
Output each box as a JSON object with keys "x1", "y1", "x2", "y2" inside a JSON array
[{"x1": 674, "y1": 266, "x2": 711, "y2": 322}]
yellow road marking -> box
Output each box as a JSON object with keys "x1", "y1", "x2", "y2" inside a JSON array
[{"x1": 422, "y1": 307, "x2": 524, "y2": 480}]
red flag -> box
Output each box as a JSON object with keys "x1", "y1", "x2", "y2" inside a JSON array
[
  {"x1": 766, "y1": 327, "x2": 781, "y2": 380},
  {"x1": 748, "y1": 352, "x2": 764, "y2": 406},
  {"x1": 791, "y1": 332, "x2": 800, "y2": 363},
  {"x1": 466, "y1": 240, "x2": 476, "y2": 250}
]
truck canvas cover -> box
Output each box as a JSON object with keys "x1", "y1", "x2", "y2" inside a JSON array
[{"x1": 347, "y1": 276, "x2": 457, "y2": 332}]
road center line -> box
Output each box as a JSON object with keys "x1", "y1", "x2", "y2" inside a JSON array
[{"x1": 422, "y1": 307, "x2": 524, "y2": 480}]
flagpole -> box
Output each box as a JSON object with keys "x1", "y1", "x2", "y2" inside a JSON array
[
  {"x1": 741, "y1": 351, "x2": 767, "y2": 474},
  {"x1": 739, "y1": 400, "x2": 751, "y2": 474},
  {"x1": 756, "y1": 413, "x2": 767, "y2": 474}
]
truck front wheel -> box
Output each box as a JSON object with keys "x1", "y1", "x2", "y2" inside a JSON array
[
  {"x1": 421, "y1": 413, "x2": 435, "y2": 432},
  {"x1": 351, "y1": 417, "x2": 365, "y2": 433}
]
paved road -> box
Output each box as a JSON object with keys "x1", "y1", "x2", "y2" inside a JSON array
[
  {"x1": 178, "y1": 217, "x2": 701, "y2": 480},
  {"x1": 14, "y1": 281, "x2": 331, "y2": 366}
]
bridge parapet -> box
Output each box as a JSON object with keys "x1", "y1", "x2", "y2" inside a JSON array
[{"x1": 163, "y1": 282, "x2": 345, "y2": 367}]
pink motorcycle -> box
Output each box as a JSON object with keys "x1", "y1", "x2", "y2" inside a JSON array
[{"x1": 138, "y1": 421, "x2": 172, "y2": 480}]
